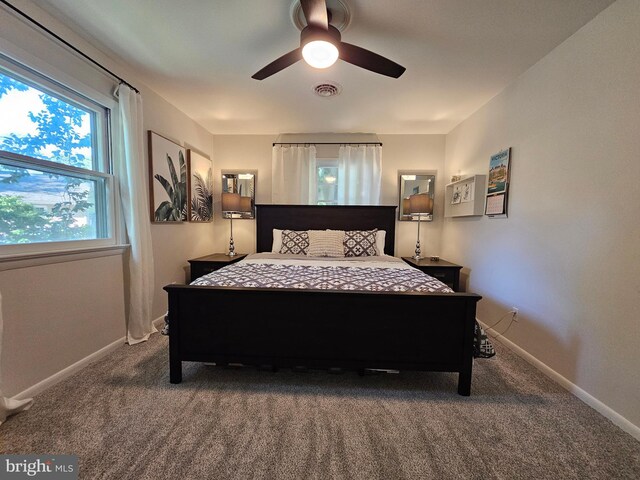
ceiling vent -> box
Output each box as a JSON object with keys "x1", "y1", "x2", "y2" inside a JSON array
[{"x1": 313, "y1": 82, "x2": 342, "y2": 98}]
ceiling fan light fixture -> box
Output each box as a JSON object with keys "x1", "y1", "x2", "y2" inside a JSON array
[
  {"x1": 300, "y1": 25, "x2": 341, "y2": 69},
  {"x1": 252, "y1": 1, "x2": 405, "y2": 80},
  {"x1": 302, "y1": 40, "x2": 339, "y2": 68}
]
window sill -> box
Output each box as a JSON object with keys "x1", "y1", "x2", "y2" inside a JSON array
[{"x1": 0, "y1": 244, "x2": 129, "y2": 272}]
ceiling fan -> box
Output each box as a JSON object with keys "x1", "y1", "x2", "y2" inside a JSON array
[{"x1": 252, "y1": 0, "x2": 406, "y2": 80}]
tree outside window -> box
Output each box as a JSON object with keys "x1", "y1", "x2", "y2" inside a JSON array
[{"x1": 0, "y1": 70, "x2": 106, "y2": 245}]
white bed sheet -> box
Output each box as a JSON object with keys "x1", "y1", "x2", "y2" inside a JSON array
[{"x1": 243, "y1": 252, "x2": 414, "y2": 271}]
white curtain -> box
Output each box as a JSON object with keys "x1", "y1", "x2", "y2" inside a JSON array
[
  {"x1": 114, "y1": 84, "x2": 156, "y2": 345},
  {"x1": 337, "y1": 145, "x2": 382, "y2": 205},
  {"x1": 272, "y1": 145, "x2": 317, "y2": 204},
  {"x1": 0, "y1": 292, "x2": 33, "y2": 425}
]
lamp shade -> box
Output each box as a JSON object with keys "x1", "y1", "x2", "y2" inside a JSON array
[
  {"x1": 221, "y1": 192, "x2": 240, "y2": 212},
  {"x1": 402, "y1": 197, "x2": 411, "y2": 215},
  {"x1": 409, "y1": 193, "x2": 433, "y2": 214},
  {"x1": 239, "y1": 196, "x2": 252, "y2": 213}
]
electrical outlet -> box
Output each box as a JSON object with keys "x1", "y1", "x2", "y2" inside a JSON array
[{"x1": 512, "y1": 307, "x2": 519, "y2": 321}]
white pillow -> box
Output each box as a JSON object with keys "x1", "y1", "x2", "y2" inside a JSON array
[
  {"x1": 376, "y1": 230, "x2": 386, "y2": 255},
  {"x1": 271, "y1": 229, "x2": 283, "y2": 253},
  {"x1": 307, "y1": 230, "x2": 345, "y2": 257}
]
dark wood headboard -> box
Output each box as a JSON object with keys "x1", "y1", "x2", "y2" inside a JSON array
[{"x1": 256, "y1": 204, "x2": 397, "y2": 256}]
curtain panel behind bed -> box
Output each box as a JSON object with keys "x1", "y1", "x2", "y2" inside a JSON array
[
  {"x1": 338, "y1": 145, "x2": 382, "y2": 205},
  {"x1": 272, "y1": 145, "x2": 317, "y2": 204}
]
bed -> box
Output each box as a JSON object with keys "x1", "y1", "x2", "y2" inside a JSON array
[{"x1": 164, "y1": 204, "x2": 482, "y2": 395}]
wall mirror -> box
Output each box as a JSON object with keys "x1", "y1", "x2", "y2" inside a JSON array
[
  {"x1": 222, "y1": 171, "x2": 256, "y2": 219},
  {"x1": 398, "y1": 171, "x2": 436, "y2": 221}
]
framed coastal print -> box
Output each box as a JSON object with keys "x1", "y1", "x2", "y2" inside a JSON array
[
  {"x1": 485, "y1": 148, "x2": 511, "y2": 217},
  {"x1": 187, "y1": 150, "x2": 213, "y2": 222},
  {"x1": 148, "y1": 131, "x2": 187, "y2": 222}
]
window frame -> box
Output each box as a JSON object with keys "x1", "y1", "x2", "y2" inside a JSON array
[{"x1": 0, "y1": 56, "x2": 118, "y2": 257}]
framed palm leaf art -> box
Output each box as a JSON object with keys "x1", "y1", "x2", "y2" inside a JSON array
[
  {"x1": 148, "y1": 131, "x2": 187, "y2": 222},
  {"x1": 187, "y1": 150, "x2": 213, "y2": 222}
]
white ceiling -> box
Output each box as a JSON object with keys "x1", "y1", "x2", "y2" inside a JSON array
[{"x1": 37, "y1": 0, "x2": 614, "y2": 135}]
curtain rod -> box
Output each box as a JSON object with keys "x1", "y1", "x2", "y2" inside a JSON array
[
  {"x1": 0, "y1": 0, "x2": 140, "y2": 94},
  {"x1": 273, "y1": 142, "x2": 383, "y2": 146}
]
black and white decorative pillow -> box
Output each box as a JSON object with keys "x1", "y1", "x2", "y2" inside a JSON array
[
  {"x1": 279, "y1": 230, "x2": 309, "y2": 255},
  {"x1": 344, "y1": 229, "x2": 378, "y2": 257},
  {"x1": 474, "y1": 323, "x2": 496, "y2": 358}
]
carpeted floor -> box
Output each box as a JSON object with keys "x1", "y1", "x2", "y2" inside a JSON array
[{"x1": 1, "y1": 335, "x2": 639, "y2": 480}]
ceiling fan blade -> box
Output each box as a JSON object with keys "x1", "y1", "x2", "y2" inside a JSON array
[
  {"x1": 252, "y1": 48, "x2": 302, "y2": 80},
  {"x1": 339, "y1": 42, "x2": 406, "y2": 78},
  {"x1": 300, "y1": 0, "x2": 328, "y2": 30}
]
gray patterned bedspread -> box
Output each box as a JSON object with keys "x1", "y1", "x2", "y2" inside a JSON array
[
  {"x1": 192, "y1": 261, "x2": 452, "y2": 293},
  {"x1": 185, "y1": 255, "x2": 495, "y2": 358}
]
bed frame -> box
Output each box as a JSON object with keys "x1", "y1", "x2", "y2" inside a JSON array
[{"x1": 164, "y1": 204, "x2": 482, "y2": 395}]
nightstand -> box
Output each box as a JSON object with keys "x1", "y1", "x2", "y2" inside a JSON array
[
  {"x1": 188, "y1": 253, "x2": 247, "y2": 282},
  {"x1": 401, "y1": 257, "x2": 463, "y2": 292}
]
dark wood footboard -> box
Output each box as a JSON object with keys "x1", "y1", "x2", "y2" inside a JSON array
[{"x1": 164, "y1": 284, "x2": 481, "y2": 395}]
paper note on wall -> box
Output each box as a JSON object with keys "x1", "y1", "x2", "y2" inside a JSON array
[{"x1": 485, "y1": 194, "x2": 505, "y2": 215}]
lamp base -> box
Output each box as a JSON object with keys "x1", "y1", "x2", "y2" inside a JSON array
[
  {"x1": 413, "y1": 240, "x2": 421, "y2": 261},
  {"x1": 227, "y1": 234, "x2": 236, "y2": 257}
]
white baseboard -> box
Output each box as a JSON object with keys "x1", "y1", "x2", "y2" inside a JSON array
[
  {"x1": 14, "y1": 315, "x2": 165, "y2": 401},
  {"x1": 14, "y1": 336, "x2": 125, "y2": 400},
  {"x1": 479, "y1": 320, "x2": 640, "y2": 442},
  {"x1": 19, "y1": 314, "x2": 637, "y2": 441}
]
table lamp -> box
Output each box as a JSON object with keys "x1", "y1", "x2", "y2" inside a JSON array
[
  {"x1": 221, "y1": 192, "x2": 241, "y2": 256},
  {"x1": 409, "y1": 193, "x2": 433, "y2": 260}
]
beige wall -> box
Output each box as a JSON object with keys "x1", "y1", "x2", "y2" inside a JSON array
[
  {"x1": 0, "y1": 254, "x2": 125, "y2": 395},
  {"x1": 379, "y1": 134, "x2": 445, "y2": 257},
  {"x1": 210, "y1": 134, "x2": 445, "y2": 257},
  {"x1": 0, "y1": 2, "x2": 214, "y2": 395},
  {"x1": 442, "y1": 0, "x2": 640, "y2": 429},
  {"x1": 211, "y1": 135, "x2": 273, "y2": 255},
  {"x1": 143, "y1": 89, "x2": 215, "y2": 320},
  {"x1": 3, "y1": 0, "x2": 637, "y2": 436},
  {"x1": 0, "y1": 2, "x2": 127, "y2": 397}
]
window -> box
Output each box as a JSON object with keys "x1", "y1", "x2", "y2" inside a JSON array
[
  {"x1": 315, "y1": 146, "x2": 382, "y2": 206},
  {"x1": 0, "y1": 60, "x2": 114, "y2": 252},
  {"x1": 317, "y1": 159, "x2": 338, "y2": 205}
]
